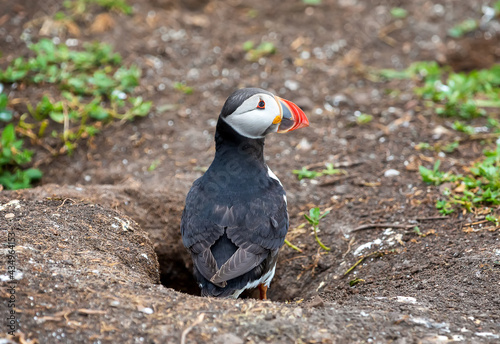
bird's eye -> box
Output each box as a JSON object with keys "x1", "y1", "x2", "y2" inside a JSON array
[{"x1": 257, "y1": 100, "x2": 265, "y2": 109}]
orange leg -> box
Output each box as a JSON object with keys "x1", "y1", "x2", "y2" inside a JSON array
[{"x1": 258, "y1": 284, "x2": 267, "y2": 300}]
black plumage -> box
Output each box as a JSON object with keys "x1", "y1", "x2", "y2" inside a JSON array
[
  {"x1": 181, "y1": 88, "x2": 308, "y2": 298},
  {"x1": 181, "y1": 117, "x2": 288, "y2": 297}
]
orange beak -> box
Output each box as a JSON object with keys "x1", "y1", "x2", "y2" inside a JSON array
[{"x1": 275, "y1": 96, "x2": 309, "y2": 133}]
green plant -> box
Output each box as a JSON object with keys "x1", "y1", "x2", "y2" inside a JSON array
[
  {"x1": 293, "y1": 163, "x2": 343, "y2": 180},
  {"x1": 0, "y1": 38, "x2": 151, "y2": 185},
  {"x1": 355, "y1": 113, "x2": 373, "y2": 125},
  {"x1": 244, "y1": 41, "x2": 276, "y2": 62},
  {"x1": 390, "y1": 7, "x2": 408, "y2": 19},
  {"x1": 0, "y1": 124, "x2": 42, "y2": 189},
  {"x1": 349, "y1": 277, "x2": 364, "y2": 286},
  {"x1": 292, "y1": 167, "x2": 322, "y2": 180},
  {"x1": 148, "y1": 159, "x2": 160, "y2": 171},
  {"x1": 302, "y1": 0, "x2": 322, "y2": 5},
  {"x1": 304, "y1": 207, "x2": 330, "y2": 251},
  {"x1": 452, "y1": 121, "x2": 475, "y2": 135},
  {"x1": 0, "y1": 94, "x2": 13, "y2": 122},
  {"x1": 63, "y1": 0, "x2": 132, "y2": 16},
  {"x1": 495, "y1": 0, "x2": 500, "y2": 13},
  {"x1": 436, "y1": 199, "x2": 454, "y2": 215},
  {"x1": 377, "y1": 62, "x2": 500, "y2": 121},
  {"x1": 448, "y1": 19, "x2": 478, "y2": 38},
  {"x1": 173, "y1": 82, "x2": 194, "y2": 95},
  {"x1": 1, "y1": 39, "x2": 150, "y2": 142},
  {"x1": 322, "y1": 163, "x2": 342, "y2": 176},
  {"x1": 486, "y1": 214, "x2": 499, "y2": 226},
  {"x1": 418, "y1": 141, "x2": 460, "y2": 153},
  {"x1": 421, "y1": 142, "x2": 500, "y2": 215},
  {"x1": 419, "y1": 160, "x2": 459, "y2": 186},
  {"x1": 442, "y1": 141, "x2": 460, "y2": 153},
  {"x1": 246, "y1": 9, "x2": 258, "y2": 19},
  {"x1": 415, "y1": 142, "x2": 432, "y2": 151}
]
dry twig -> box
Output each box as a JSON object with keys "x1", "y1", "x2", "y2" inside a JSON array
[
  {"x1": 343, "y1": 250, "x2": 390, "y2": 277},
  {"x1": 181, "y1": 313, "x2": 205, "y2": 344},
  {"x1": 352, "y1": 223, "x2": 413, "y2": 232},
  {"x1": 415, "y1": 216, "x2": 449, "y2": 221}
]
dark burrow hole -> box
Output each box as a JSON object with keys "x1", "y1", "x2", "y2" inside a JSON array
[
  {"x1": 157, "y1": 252, "x2": 283, "y2": 300},
  {"x1": 158, "y1": 254, "x2": 200, "y2": 296}
]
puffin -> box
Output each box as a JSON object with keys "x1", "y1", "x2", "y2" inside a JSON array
[{"x1": 181, "y1": 88, "x2": 309, "y2": 299}]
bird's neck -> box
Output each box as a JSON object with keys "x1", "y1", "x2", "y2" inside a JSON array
[{"x1": 214, "y1": 117, "x2": 265, "y2": 165}]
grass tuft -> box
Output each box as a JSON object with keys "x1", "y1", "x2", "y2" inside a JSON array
[{"x1": 0, "y1": 38, "x2": 151, "y2": 189}]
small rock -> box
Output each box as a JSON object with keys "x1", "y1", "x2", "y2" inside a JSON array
[
  {"x1": 307, "y1": 295, "x2": 325, "y2": 308},
  {"x1": 329, "y1": 94, "x2": 353, "y2": 107},
  {"x1": 0, "y1": 338, "x2": 17, "y2": 344},
  {"x1": 296, "y1": 137, "x2": 312, "y2": 151},
  {"x1": 5, "y1": 213, "x2": 15, "y2": 219},
  {"x1": 284, "y1": 80, "x2": 299, "y2": 91},
  {"x1": 264, "y1": 313, "x2": 275, "y2": 321},
  {"x1": 138, "y1": 306, "x2": 154, "y2": 314},
  {"x1": 384, "y1": 169, "x2": 400, "y2": 177},
  {"x1": 293, "y1": 307, "x2": 303, "y2": 318},
  {"x1": 396, "y1": 296, "x2": 417, "y2": 304},
  {"x1": 333, "y1": 184, "x2": 351, "y2": 195},
  {"x1": 214, "y1": 333, "x2": 244, "y2": 344},
  {"x1": 432, "y1": 125, "x2": 450, "y2": 140}
]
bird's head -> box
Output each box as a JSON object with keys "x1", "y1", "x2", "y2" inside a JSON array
[{"x1": 219, "y1": 88, "x2": 309, "y2": 139}]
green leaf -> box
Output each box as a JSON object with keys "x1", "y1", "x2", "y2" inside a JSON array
[
  {"x1": 302, "y1": 0, "x2": 322, "y2": 5},
  {"x1": 33, "y1": 96, "x2": 54, "y2": 120},
  {"x1": 114, "y1": 66, "x2": 140, "y2": 92},
  {"x1": 292, "y1": 166, "x2": 322, "y2": 180},
  {"x1": 66, "y1": 76, "x2": 88, "y2": 95},
  {"x1": 448, "y1": 19, "x2": 478, "y2": 38},
  {"x1": 49, "y1": 112, "x2": 65, "y2": 123},
  {"x1": 90, "y1": 71, "x2": 116, "y2": 95},
  {"x1": 1, "y1": 123, "x2": 15, "y2": 147},
  {"x1": 390, "y1": 7, "x2": 408, "y2": 19},
  {"x1": 442, "y1": 141, "x2": 459, "y2": 153},
  {"x1": 88, "y1": 106, "x2": 109, "y2": 120},
  {"x1": 256, "y1": 42, "x2": 276, "y2": 55},
  {"x1": 486, "y1": 214, "x2": 499, "y2": 225},
  {"x1": 319, "y1": 210, "x2": 330, "y2": 220},
  {"x1": 355, "y1": 113, "x2": 373, "y2": 125},
  {"x1": 349, "y1": 278, "x2": 363, "y2": 286},
  {"x1": 23, "y1": 168, "x2": 43, "y2": 180},
  {"x1": 0, "y1": 94, "x2": 8, "y2": 108},
  {"x1": 173, "y1": 82, "x2": 194, "y2": 95},
  {"x1": 242, "y1": 41, "x2": 254, "y2": 52},
  {"x1": 495, "y1": 0, "x2": 500, "y2": 13},
  {"x1": 378, "y1": 69, "x2": 411, "y2": 80}
]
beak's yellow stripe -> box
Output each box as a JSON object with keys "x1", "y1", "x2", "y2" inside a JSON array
[{"x1": 272, "y1": 115, "x2": 281, "y2": 124}]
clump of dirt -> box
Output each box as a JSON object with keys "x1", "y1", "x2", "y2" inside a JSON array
[{"x1": 1, "y1": 183, "x2": 196, "y2": 294}]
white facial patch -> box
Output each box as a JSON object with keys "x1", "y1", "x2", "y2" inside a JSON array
[{"x1": 222, "y1": 93, "x2": 281, "y2": 139}]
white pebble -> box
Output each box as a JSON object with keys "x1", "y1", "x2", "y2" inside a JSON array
[{"x1": 384, "y1": 169, "x2": 400, "y2": 177}]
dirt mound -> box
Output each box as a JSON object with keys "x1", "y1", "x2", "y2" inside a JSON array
[{"x1": 1, "y1": 186, "x2": 499, "y2": 343}]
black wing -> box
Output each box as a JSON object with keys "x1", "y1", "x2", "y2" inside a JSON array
[{"x1": 181, "y1": 177, "x2": 288, "y2": 286}]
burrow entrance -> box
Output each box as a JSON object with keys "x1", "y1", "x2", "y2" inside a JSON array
[
  {"x1": 157, "y1": 253, "x2": 200, "y2": 296},
  {"x1": 156, "y1": 250, "x2": 290, "y2": 300}
]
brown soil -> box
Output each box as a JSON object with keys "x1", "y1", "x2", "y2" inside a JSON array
[{"x1": 1, "y1": 0, "x2": 500, "y2": 343}]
